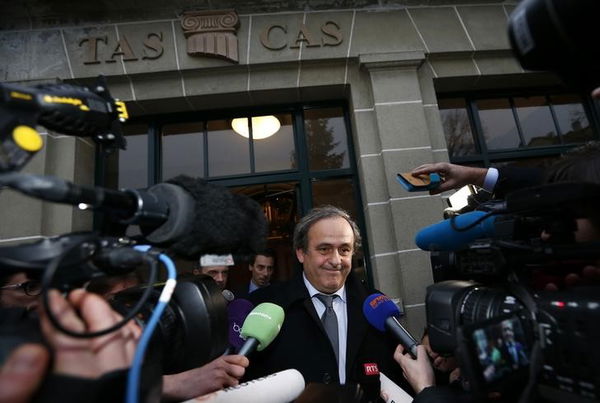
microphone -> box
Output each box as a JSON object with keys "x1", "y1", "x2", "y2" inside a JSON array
[
  {"x1": 222, "y1": 289, "x2": 235, "y2": 303},
  {"x1": 415, "y1": 210, "x2": 495, "y2": 251},
  {"x1": 227, "y1": 299, "x2": 254, "y2": 351},
  {"x1": 191, "y1": 369, "x2": 305, "y2": 403},
  {"x1": 0, "y1": 173, "x2": 267, "y2": 258},
  {"x1": 238, "y1": 302, "x2": 284, "y2": 356},
  {"x1": 357, "y1": 361, "x2": 381, "y2": 403},
  {"x1": 363, "y1": 294, "x2": 419, "y2": 359}
]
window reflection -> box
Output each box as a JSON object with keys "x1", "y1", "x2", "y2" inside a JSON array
[
  {"x1": 207, "y1": 120, "x2": 250, "y2": 177},
  {"x1": 550, "y1": 94, "x2": 593, "y2": 143},
  {"x1": 477, "y1": 99, "x2": 520, "y2": 150},
  {"x1": 303, "y1": 107, "x2": 349, "y2": 170},
  {"x1": 162, "y1": 122, "x2": 204, "y2": 180},
  {"x1": 108, "y1": 123, "x2": 148, "y2": 190},
  {"x1": 438, "y1": 98, "x2": 476, "y2": 157},
  {"x1": 229, "y1": 182, "x2": 299, "y2": 284},
  {"x1": 253, "y1": 113, "x2": 296, "y2": 172},
  {"x1": 514, "y1": 96, "x2": 558, "y2": 147}
]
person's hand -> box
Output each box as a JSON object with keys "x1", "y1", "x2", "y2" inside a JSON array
[
  {"x1": 0, "y1": 344, "x2": 49, "y2": 403},
  {"x1": 411, "y1": 162, "x2": 488, "y2": 195},
  {"x1": 393, "y1": 344, "x2": 435, "y2": 394},
  {"x1": 162, "y1": 354, "x2": 249, "y2": 401},
  {"x1": 421, "y1": 334, "x2": 458, "y2": 373},
  {"x1": 544, "y1": 264, "x2": 600, "y2": 291},
  {"x1": 39, "y1": 289, "x2": 139, "y2": 379}
]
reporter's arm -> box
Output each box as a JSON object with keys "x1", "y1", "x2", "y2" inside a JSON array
[
  {"x1": 411, "y1": 163, "x2": 488, "y2": 195},
  {"x1": 393, "y1": 344, "x2": 435, "y2": 394},
  {"x1": 162, "y1": 354, "x2": 249, "y2": 401}
]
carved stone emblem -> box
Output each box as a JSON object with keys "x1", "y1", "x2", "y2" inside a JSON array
[{"x1": 180, "y1": 9, "x2": 240, "y2": 63}]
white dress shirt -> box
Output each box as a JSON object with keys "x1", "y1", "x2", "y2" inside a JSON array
[{"x1": 303, "y1": 273, "x2": 348, "y2": 384}]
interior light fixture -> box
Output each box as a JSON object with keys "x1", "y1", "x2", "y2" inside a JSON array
[{"x1": 231, "y1": 115, "x2": 280, "y2": 140}]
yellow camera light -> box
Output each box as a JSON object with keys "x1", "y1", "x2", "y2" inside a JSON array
[{"x1": 12, "y1": 125, "x2": 43, "y2": 152}]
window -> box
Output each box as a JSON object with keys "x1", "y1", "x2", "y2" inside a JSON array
[
  {"x1": 438, "y1": 91, "x2": 599, "y2": 168},
  {"x1": 105, "y1": 123, "x2": 148, "y2": 190},
  {"x1": 98, "y1": 103, "x2": 371, "y2": 286}
]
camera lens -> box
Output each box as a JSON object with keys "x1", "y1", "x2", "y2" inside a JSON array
[
  {"x1": 459, "y1": 286, "x2": 522, "y2": 324},
  {"x1": 111, "y1": 275, "x2": 228, "y2": 374}
]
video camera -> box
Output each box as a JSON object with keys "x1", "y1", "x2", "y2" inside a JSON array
[
  {"x1": 421, "y1": 182, "x2": 600, "y2": 402},
  {"x1": 0, "y1": 76, "x2": 263, "y2": 394}
]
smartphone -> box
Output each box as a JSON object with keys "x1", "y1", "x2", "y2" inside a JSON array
[{"x1": 396, "y1": 172, "x2": 441, "y2": 192}]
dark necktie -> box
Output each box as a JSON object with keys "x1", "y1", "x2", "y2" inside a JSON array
[{"x1": 316, "y1": 294, "x2": 339, "y2": 361}]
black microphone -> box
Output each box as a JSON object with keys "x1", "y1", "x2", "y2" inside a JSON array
[
  {"x1": 222, "y1": 289, "x2": 235, "y2": 303},
  {"x1": 357, "y1": 361, "x2": 381, "y2": 403},
  {"x1": 0, "y1": 173, "x2": 268, "y2": 258}
]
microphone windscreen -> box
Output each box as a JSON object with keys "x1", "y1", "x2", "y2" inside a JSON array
[
  {"x1": 414, "y1": 210, "x2": 496, "y2": 251},
  {"x1": 164, "y1": 175, "x2": 268, "y2": 259},
  {"x1": 227, "y1": 299, "x2": 254, "y2": 349},
  {"x1": 188, "y1": 369, "x2": 305, "y2": 403},
  {"x1": 240, "y1": 302, "x2": 285, "y2": 351},
  {"x1": 362, "y1": 293, "x2": 401, "y2": 332}
]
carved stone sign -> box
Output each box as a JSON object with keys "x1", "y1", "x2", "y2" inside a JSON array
[
  {"x1": 79, "y1": 33, "x2": 164, "y2": 64},
  {"x1": 260, "y1": 21, "x2": 343, "y2": 50},
  {"x1": 180, "y1": 9, "x2": 240, "y2": 63}
]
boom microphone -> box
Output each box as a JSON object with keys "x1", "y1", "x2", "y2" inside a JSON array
[
  {"x1": 238, "y1": 302, "x2": 285, "y2": 357},
  {"x1": 189, "y1": 369, "x2": 305, "y2": 403},
  {"x1": 415, "y1": 211, "x2": 496, "y2": 251},
  {"x1": 0, "y1": 173, "x2": 268, "y2": 258},
  {"x1": 227, "y1": 299, "x2": 254, "y2": 351},
  {"x1": 363, "y1": 294, "x2": 419, "y2": 359}
]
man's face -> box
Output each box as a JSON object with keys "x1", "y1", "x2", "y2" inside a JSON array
[
  {"x1": 296, "y1": 216, "x2": 354, "y2": 294},
  {"x1": 201, "y1": 266, "x2": 229, "y2": 290},
  {"x1": 249, "y1": 255, "x2": 274, "y2": 287},
  {"x1": 0, "y1": 272, "x2": 40, "y2": 310},
  {"x1": 502, "y1": 324, "x2": 515, "y2": 342}
]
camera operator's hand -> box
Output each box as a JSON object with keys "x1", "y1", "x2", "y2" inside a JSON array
[
  {"x1": 393, "y1": 344, "x2": 435, "y2": 394},
  {"x1": 0, "y1": 344, "x2": 49, "y2": 403},
  {"x1": 411, "y1": 163, "x2": 487, "y2": 195},
  {"x1": 422, "y1": 334, "x2": 458, "y2": 373},
  {"x1": 162, "y1": 354, "x2": 249, "y2": 401},
  {"x1": 39, "y1": 289, "x2": 140, "y2": 379}
]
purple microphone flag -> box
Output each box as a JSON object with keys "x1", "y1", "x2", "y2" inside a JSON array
[{"x1": 228, "y1": 299, "x2": 254, "y2": 349}]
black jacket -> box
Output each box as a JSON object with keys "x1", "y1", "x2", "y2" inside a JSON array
[
  {"x1": 494, "y1": 166, "x2": 544, "y2": 198},
  {"x1": 245, "y1": 272, "x2": 410, "y2": 393}
]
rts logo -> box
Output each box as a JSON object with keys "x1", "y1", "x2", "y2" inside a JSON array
[{"x1": 363, "y1": 362, "x2": 379, "y2": 376}]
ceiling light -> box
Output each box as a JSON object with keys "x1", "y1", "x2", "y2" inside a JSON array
[{"x1": 232, "y1": 115, "x2": 280, "y2": 140}]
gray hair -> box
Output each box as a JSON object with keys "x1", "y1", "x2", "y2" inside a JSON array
[{"x1": 293, "y1": 205, "x2": 362, "y2": 253}]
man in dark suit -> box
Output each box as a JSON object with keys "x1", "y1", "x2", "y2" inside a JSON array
[
  {"x1": 246, "y1": 205, "x2": 409, "y2": 393},
  {"x1": 234, "y1": 249, "x2": 276, "y2": 299},
  {"x1": 499, "y1": 321, "x2": 528, "y2": 370}
]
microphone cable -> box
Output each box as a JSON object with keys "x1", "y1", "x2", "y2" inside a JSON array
[{"x1": 126, "y1": 245, "x2": 177, "y2": 403}]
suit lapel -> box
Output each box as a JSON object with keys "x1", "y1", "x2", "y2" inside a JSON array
[
  {"x1": 345, "y1": 276, "x2": 368, "y2": 374},
  {"x1": 285, "y1": 274, "x2": 323, "y2": 327}
]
